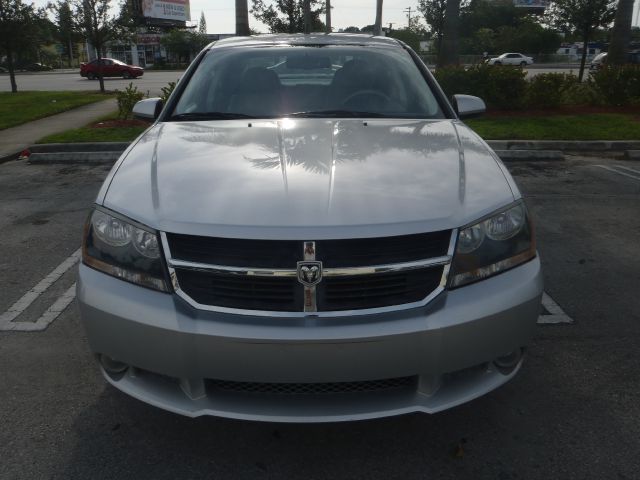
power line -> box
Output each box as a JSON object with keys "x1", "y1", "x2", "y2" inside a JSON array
[{"x1": 403, "y1": 6, "x2": 413, "y2": 27}]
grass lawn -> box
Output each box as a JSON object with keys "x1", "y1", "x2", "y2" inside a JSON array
[
  {"x1": 466, "y1": 113, "x2": 640, "y2": 140},
  {"x1": 0, "y1": 91, "x2": 113, "y2": 130},
  {"x1": 36, "y1": 111, "x2": 148, "y2": 143}
]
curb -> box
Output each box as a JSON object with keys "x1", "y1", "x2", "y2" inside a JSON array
[
  {"x1": 487, "y1": 140, "x2": 640, "y2": 152},
  {"x1": 29, "y1": 151, "x2": 122, "y2": 164},
  {"x1": 29, "y1": 143, "x2": 130, "y2": 153},
  {"x1": 494, "y1": 150, "x2": 564, "y2": 161}
]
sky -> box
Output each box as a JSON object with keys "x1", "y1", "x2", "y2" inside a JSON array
[{"x1": 31, "y1": 0, "x2": 640, "y2": 33}]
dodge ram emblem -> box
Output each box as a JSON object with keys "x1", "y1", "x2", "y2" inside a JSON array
[{"x1": 297, "y1": 261, "x2": 323, "y2": 287}]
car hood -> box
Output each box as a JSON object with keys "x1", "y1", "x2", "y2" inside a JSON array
[{"x1": 100, "y1": 119, "x2": 518, "y2": 239}]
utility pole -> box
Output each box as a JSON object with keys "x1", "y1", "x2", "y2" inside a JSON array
[
  {"x1": 326, "y1": 0, "x2": 331, "y2": 33},
  {"x1": 404, "y1": 6, "x2": 413, "y2": 28},
  {"x1": 374, "y1": 0, "x2": 383, "y2": 36}
]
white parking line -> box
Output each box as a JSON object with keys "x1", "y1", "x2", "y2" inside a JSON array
[
  {"x1": 538, "y1": 292, "x2": 573, "y2": 324},
  {"x1": 594, "y1": 165, "x2": 640, "y2": 181},
  {"x1": 0, "y1": 249, "x2": 80, "y2": 331},
  {"x1": 613, "y1": 164, "x2": 640, "y2": 175}
]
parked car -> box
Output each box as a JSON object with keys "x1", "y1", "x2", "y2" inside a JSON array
[
  {"x1": 80, "y1": 58, "x2": 144, "y2": 79},
  {"x1": 487, "y1": 53, "x2": 534, "y2": 66},
  {"x1": 590, "y1": 51, "x2": 640, "y2": 70},
  {"x1": 24, "y1": 62, "x2": 53, "y2": 71},
  {"x1": 78, "y1": 34, "x2": 543, "y2": 423}
]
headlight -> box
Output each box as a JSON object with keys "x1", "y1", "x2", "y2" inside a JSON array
[
  {"x1": 450, "y1": 201, "x2": 536, "y2": 288},
  {"x1": 82, "y1": 208, "x2": 169, "y2": 292}
]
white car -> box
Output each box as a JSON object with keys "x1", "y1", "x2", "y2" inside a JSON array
[{"x1": 487, "y1": 53, "x2": 534, "y2": 66}]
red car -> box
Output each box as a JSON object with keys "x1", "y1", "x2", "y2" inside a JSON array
[{"x1": 80, "y1": 58, "x2": 144, "y2": 80}]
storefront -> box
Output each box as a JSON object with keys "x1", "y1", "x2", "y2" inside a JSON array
[{"x1": 106, "y1": 33, "x2": 166, "y2": 67}]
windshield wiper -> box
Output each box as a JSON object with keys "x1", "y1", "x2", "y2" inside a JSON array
[
  {"x1": 168, "y1": 112, "x2": 258, "y2": 121},
  {"x1": 287, "y1": 110, "x2": 393, "y2": 118}
]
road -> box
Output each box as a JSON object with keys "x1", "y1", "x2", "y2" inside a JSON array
[
  {"x1": 1, "y1": 155, "x2": 639, "y2": 479},
  {"x1": 0, "y1": 67, "x2": 579, "y2": 94},
  {"x1": 0, "y1": 71, "x2": 184, "y2": 95}
]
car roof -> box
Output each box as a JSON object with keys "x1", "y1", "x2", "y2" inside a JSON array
[{"x1": 208, "y1": 33, "x2": 402, "y2": 50}]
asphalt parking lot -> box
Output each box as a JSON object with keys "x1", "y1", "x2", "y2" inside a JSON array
[{"x1": 0, "y1": 154, "x2": 639, "y2": 479}]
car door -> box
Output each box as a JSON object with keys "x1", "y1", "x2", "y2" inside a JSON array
[
  {"x1": 102, "y1": 58, "x2": 113, "y2": 77},
  {"x1": 506, "y1": 54, "x2": 518, "y2": 65}
]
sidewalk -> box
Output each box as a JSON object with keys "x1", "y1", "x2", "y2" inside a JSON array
[{"x1": 0, "y1": 98, "x2": 117, "y2": 161}]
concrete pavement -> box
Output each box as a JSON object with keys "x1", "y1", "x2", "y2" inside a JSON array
[{"x1": 0, "y1": 98, "x2": 117, "y2": 161}]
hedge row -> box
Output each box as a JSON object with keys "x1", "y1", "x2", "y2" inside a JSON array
[{"x1": 434, "y1": 64, "x2": 640, "y2": 109}]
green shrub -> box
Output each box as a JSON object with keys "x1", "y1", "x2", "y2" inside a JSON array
[
  {"x1": 160, "y1": 81, "x2": 177, "y2": 104},
  {"x1": 115, "y1": 82, "x2": 146, "y2": 119},
  {"x1": 435, "y1": 64, "x2": 528, "y2": 110},
  {"x1": 561, "y1": 81, "x2": 603, "y2": 106},
  {"x1": 525, "y1": 73, "x2": 577, "y2": 108},
  {"x1": 589, "y1": 65, "x2": 640, "y2": 106}
]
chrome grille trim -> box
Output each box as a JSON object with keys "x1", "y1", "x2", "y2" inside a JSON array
[
  {"x1": 167, "y1": 256, "x2": 452, "y2": 277},
  {"x1": 161, "y1": 230, "x2": 458, "y2": 317}
]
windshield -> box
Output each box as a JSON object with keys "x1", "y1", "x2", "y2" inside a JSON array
[{"x1": 171, "y1": 45, "x2": 445, "y2": 119}]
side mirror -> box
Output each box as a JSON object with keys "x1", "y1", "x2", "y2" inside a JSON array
[
  {"x1": 452, "y1": 94, "x2": 486, "y2": 119},
  {"x1": 133, "y1": 98, "x2": 163, "y2": 121}
]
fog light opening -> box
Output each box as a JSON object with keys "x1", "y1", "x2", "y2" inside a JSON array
[
  {"x1": 493, "y1": 348, "x2": 524, "y2": 374},
  {"x1": 100, "y1": 354, "x2": 129, "y2": 375}
]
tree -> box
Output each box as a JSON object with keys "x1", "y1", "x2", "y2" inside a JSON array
[
  {"x1": 236, "y1": 0, "x2": 250, "y2": 35},
  {"x1": 549, "y1": 0, "x2": 616, "y2": 80},
  {"x1": 251, "y1": 0, "x2": 325, "y2": 34},
  {"x1": 439, "y1": 0, "x2": 462, "y2": 66},
  {"x1": 418, "y1": 0, "x2": 446, "y2": 55},
  {"x1": 0, "y1": 0, "x2": 45, "y2": 92},
  {"x1": 374, "y1": 0, "x2": 383, "y2": 36},
  {"x1": 161, "y1": 29, "x2": 207, "y2": 62},
  {"x1": 198, "y1": 11, "x2": 207, "y2": 34},
  {"x1": 49, "y1": 0, "x2": 82, "y2": 67},
  {"x1": 608, "y1": 0, "x2": 635, "y2": 65},
  {"x1": 74, "y1": 0, "x2": 120, "y2": 93},
  {"x1": 387, "y1": 28, "x2": 423, "y2": 52}
]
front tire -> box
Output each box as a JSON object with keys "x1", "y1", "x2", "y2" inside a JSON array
[
  {"x1": 520, "y1": 61, "x2": 527, "y2": 67},
  {"x1": 87, "y1": 72, "x2": 96, "y2": 80},
  {"x1": 123, "y1": 71, "x2": 132, "y2": 79}
]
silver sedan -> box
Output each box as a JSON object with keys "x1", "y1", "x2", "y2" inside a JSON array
[{"x1": 77, "y1": 34, "x2": 543, "y2": 422}]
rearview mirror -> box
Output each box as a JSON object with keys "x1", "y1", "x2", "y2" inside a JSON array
[
  {"x1": 133, "y1": 98, "x2": 163, "y2": 121},
  {"x1": 452, "y1": 94, "x2": 486, "y2": 119}
]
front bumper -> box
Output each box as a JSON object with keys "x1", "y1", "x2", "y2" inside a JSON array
[{"x1": 77, "y1": 257, "x2": 543, "y2": 422}]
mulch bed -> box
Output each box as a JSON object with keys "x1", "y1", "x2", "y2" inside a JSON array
[
  {"x1": 89, "y1": 119, "x2": 150, "y2": 128},
  {"x1": 485, "y1": 105, "x2": 640, "y2": 117}
]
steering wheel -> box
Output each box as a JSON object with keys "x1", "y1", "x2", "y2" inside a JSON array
[{"x1": 342, "y1": 90, "x2": 392, "y2": 108}]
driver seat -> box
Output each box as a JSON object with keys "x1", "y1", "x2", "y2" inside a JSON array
[{"x1": 327, "y1": 59, "x2": 391, "y2": 110}]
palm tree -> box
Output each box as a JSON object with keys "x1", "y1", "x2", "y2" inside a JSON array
[
  {"x1": 608, "y1": 0, "x2": 634, "y2": 65},
  {"x1": 374, "y1": 0, "x2": 383, "y2": 36},
  {"x1": 235, "y1": 0, "x2": 250, "y2": 36}
]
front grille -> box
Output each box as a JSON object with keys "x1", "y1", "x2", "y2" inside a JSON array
[
  {"x1": 175, "y1": 268, "x2": 302, "y2": 311},
  {"x1": 166, "y1": 231, "x2": 451, "y2": 313},
  {"x1": 208, "y1": 376, "x2": 417, "y2": 395},
  {"x1": 166, "y1": 231, "x2": 451, "y2": 268},
  {"x1": 319, "y1": 267, "x2": 444, "y2": 311}
]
